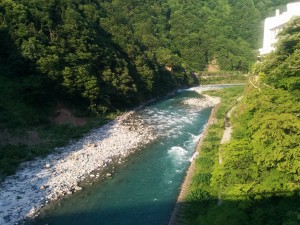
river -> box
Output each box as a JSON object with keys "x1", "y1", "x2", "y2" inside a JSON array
[{"x1": 26, "y1": 85, "x2": 225, "y2": 225}]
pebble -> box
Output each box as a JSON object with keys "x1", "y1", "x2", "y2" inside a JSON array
[
  {"x1": 0, "y1": 92, "x2": 220, "y2": 225},
  {"x1": 74, "y1": 186, "x2": 83, "y2": 191},
  {"x1": 40, "y1": 185, "x2": 46, "y2": 190},
  {"x1": 45, "y1": 164, "x2": 51, "y2": 169}
]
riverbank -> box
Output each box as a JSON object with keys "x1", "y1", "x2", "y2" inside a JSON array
[
  {"x1": 179, "y1": 81, "x2": 300, "y2": 224},
  {"x1": 168, "y1": 102, "x2": 220, "y2": 225},
  {"x1": 0, "y1": 87, "x2": 223, "y2": 225},
  {"x1": 176, "y1": 85, "x2": 245, "y2": 225},
  {"x1": 0, "y1": 110, "x2": 156, "y2": 225}
]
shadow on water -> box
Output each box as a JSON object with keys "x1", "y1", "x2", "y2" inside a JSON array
[
  {"x1": 182, "y1": 191, "x2": 300, "y2": 225},
  {"x1": 25, "y1": 138, "x2": 189, "y2": 225},
  {"x1": 28, "y1": 200, "x2": 177, "y2": 225},
  {"x1": 27, "y1": 190, "x2": 300, "y2": 225}
]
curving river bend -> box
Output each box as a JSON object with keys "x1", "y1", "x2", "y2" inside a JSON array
[{"x1": 26, "y1": 85, "x2": 226, "y2": 225}]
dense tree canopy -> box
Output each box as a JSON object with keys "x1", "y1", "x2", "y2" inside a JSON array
[
  {"x1": 2, "y1": 0, "x2": 286, "y2": 178},
  {"x1": 0, "y1": 0, "x2": 287, "y2": 119},
  {"x1": 0, "y1": 0, "x2": 184, "y2": 117}
]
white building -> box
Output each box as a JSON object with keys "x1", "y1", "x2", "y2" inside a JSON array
[{"x1": 259, "y1": 1, "x2": 300, "y2": 55}]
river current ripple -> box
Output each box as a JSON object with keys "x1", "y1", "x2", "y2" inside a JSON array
[{"x1": 0, "y1": 85, "x2": 228, "y2": 225}]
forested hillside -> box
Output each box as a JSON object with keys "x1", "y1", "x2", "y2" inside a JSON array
[
  {"x1": 0, "y1": 0, "x2": 293, "y2": 177},
  {"x1": 184, "y1": 17, "x2": 300, "y2": 225},
  {"x1": 1, "y1": 0, "x2": 290, "y2": 117},
  {"x1": 0, "y1": 0, "x2": 290, "y2": 113}
]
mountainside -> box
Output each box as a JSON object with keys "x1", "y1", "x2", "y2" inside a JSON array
[
  {"x1": 1, "y1": 0, "x2": 286, "y2": 116},
  {"x1": 0, "y1": 0, "x2": 293, "y2": 177}
]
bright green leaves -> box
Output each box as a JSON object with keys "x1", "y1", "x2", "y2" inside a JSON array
[
  {"x1": 218, "y1": 86, "x2": 300, "y2": 196},
  {"x1": 167, "y1": 0, "x2": 260, "y2": 72},
  {"x1": 212, "y1": 140, "x2": 258, "y2": 196},
  {"x1": 256, "y1": 17, "x2": 300, "y2": 91},
  {"x1": 155, "y1": 47, "x2": 181, "y2": 68},
  {"x1": 21, "y1": 37, "x2": 45, "y2": 61},
  {"x1": 37, "y1": 54, "x2": 61, "y2": 80},
  {"x1": 253, "y1": 113, "x2": 300, "y2": 142},
  {"x1": 198, "y1": 84, "x2": 300, "y2": 224}
]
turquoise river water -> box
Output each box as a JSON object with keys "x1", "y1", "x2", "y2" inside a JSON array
[{"x1": 29, "y1": 87, "x2": 219, "y2": 225}]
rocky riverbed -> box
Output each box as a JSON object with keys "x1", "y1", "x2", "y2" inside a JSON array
[
  {"x1": 0, "y1": 89, "x2": 221, "y2": 225},
  {"x1": 182, "y1": 94, "x2": 220, "y2": 108},
  {"x1": 0, "y1": 111, "x2": 155, "y2": 225}
]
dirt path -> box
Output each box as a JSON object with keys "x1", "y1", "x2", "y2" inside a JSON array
[
  {"x1": 219, "y1": 96, "x2": 243, "y2": 164},
  {"x1": 217, "y1": 96, "x2": 243, "y2": 206},
  {"x1": 219, "y1": 105, "x2": 235, "y2": 164}
]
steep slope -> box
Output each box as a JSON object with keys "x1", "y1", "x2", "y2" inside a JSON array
[{"x1": 184, "y1": 16, "x2": 300, "y2": 225}]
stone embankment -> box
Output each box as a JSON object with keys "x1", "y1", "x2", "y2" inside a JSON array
[
  {"x1": 168, "y1": 93, "x2": 221, "y2": 225},
  {"x1": 0, "y1": 111, "x2": 155, "y2": 225}
]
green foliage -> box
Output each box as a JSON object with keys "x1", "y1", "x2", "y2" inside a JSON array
[
  {"x1": 168, "y1": 0, "x2": 259, "y2": 72},
  {"x1": 232, "y1": 87, "x2": 300, "y2": 192},
  {"x1": 199, "y1": 71, "x2": 247, "y2": 85},
  {"x1": 0, "y1": 115, "x2": 112, "y2": 179},
  {"x1": 253, "y1": 0, "x2": 290, "y2": 18},
  {"x1": 0, "y1": 0, "x2": 193, "y2": 118},
  {"x1": 255, "y1": 17, "x2": 300, "y2": 91},
  {"x1": 184, "y1": 82, "x2": 300, "y2": 225},
  {"x1": 184, "y1": 86, "x2": 245, "y2": 224},
  {"x1": 0, "y1": 0, "x2": 279, "y2": 123},
  {"x1": 0, "y1": 0, "x2": 294, "y2": 186}
]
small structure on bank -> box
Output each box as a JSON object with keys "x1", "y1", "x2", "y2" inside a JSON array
[{"x1": 259, "y1": 1, "x2": 300, "y2": 55}]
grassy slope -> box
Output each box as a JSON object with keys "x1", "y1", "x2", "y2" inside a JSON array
[
  {"x1": 183, "y1": 81, "x2": 300, "y2": 225},
  {"x1": 183, "y1": 85, "x2": 245, "y2": 224}
]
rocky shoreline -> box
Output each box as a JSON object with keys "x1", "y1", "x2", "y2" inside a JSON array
[
  {"x1": 0, "y1": 111, "x2": 155, "y2": 225},
  {"x1": 0, "y1": 86, "x2": 224, "y2": 225}
]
